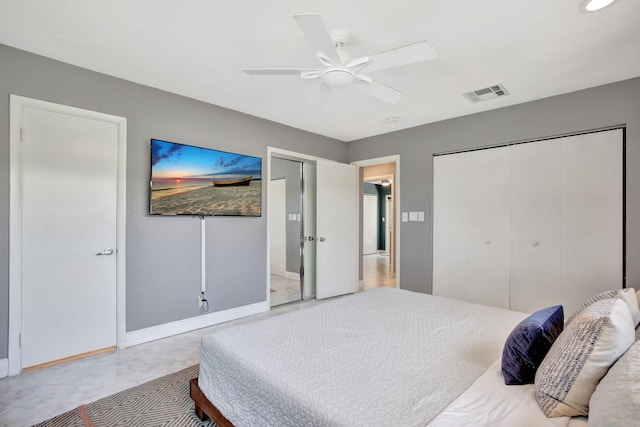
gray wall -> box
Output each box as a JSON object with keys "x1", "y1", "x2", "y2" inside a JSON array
[
  {"x1": 348, "y1": 77, "x2": 640, "y2": 295},
  {"x1": 271, "y1": 158, "x2": 302, "y2": 274},
  {"x1": 0, "y1": 44, "x2": 347, "y2": 358}
]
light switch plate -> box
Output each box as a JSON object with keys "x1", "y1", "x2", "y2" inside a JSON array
[
  {"x1": 409, "y1": 211, "x2": 418, "y2": 221},
  {"x1": 402, "y1": 212, "x2": 408, "y2": 222},
  {"x1": 418, "y1": 211, "x2": 425, "y2": 222}
]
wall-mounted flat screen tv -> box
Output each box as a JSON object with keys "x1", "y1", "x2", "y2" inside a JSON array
[{"x1": 150, "y1": 139, "x2": 262, "y2": 216}]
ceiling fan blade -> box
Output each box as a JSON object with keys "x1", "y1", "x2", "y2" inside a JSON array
[
  {"x1": 316, "y1": 52, "x2": 338, "y2": 68},
  {"x1": 355, "y1": 79, "x2": 403, "y2": 104},
  {"x1": 293, "y1": 14, "x2": 342, "y2": 65},
  {"x1": 345, "y1": 56, "x2": 370, "y2": 71},
  {"x1": 307, "y1": 82, "x2": 333, "y2": 107},
  {"x1": 301, "y1": 70, "x2": 323, "y2": 79},
  {"x1": 243, "y1": 68, "x2": 321, "y2": 76},
  {"x1": 353, "y1": 74, "x2": 373, "y2": 84},
  {"x1": 364, "y1": 40, "x2": 438, "y2": 73}
]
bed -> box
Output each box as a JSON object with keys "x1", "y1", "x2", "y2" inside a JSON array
[{"x1": 191, "y1": 287, "x2": 640, "y2": 426}]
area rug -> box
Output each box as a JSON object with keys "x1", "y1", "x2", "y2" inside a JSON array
[{"x1": 34, "y1": 365, "x2": 216, "y2": 427}]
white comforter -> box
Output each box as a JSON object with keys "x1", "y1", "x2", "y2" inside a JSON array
[{"x1": 199, "y1": 287, "x2": 527, "y2": 426}]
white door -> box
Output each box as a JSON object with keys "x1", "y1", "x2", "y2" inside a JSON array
[
  {"x1": 433, "y1": 147, "x2": 511, "y2": 309},
  {"x1": 20, "y1": 104, "x2": 119, "y2": 368},
  {"x1": 363, "y1": 194, "x2": 378, "y2": 255},
  {"x1": 269, "y1": 179, "x2": 287, "y2": 277},
  {"x1": 509, "y1": 140, "x2": 562, "y2": 312},
  {"x1": 316, "y1": 160, "x2": 358, "y2": 299},
  {"x1": 560, "y1": 130, "x2": 623, "y2": 314},
  {"x1": 302, "y1": 163, "x2": 317, "y2": 299}
]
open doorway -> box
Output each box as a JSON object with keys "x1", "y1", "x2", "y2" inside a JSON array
[
  {"x1": 267, "y1": 147, "x2": 359, "y2": 307},
  {"x1": 269, "y1": 157, "x2": 303, "y2": 307},
  {"x1": 352, "y1": 155, "x2": 400, "y2": 291},
  {"x1": 362, "y1": 169, "x2": 396, "y2": 290}
]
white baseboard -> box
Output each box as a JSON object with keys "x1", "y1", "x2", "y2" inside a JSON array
[
  {"x1": 125, "y1": 301, "x2": 269, "y2": 347},
  {"x1": 285, "y1": 271, "x2": 300, "y2": 280},
  {"x1": 0, "y1": 358, "x2": 8, "y2": 378}
]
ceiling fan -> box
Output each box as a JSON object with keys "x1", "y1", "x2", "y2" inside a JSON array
[{"x1": 242, "y1": 14, "x2": 438, "y2": 106}]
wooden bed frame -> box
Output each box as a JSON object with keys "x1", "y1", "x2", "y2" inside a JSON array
[{"x1": 190, "y1": 377, "x2": 235, "y2": 427}]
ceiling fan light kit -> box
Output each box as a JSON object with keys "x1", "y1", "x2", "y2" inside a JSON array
[
  {"x1": 242, "y1": 13, "x2": 438, "y2": 106},
  {"x1": 322, "y1": 68, "x2": 355, "y2": 88}
]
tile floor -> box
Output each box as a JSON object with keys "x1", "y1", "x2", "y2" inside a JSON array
[
  {"x1": 270, "y1": 274, "x2": 302, "y2": 307},
  {"x1": 0, "y1": 298, "x2": 322, "y2": 427}
]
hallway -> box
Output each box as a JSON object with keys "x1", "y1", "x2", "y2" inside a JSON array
[{"x1": 362, "y1": 253, "x2": 395, "y2": 290}]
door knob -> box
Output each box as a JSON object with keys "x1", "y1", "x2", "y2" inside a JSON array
[
  {"x1": 318, "y1": 237, "x2": 326, "y2": 242},
  {"x1": 96, "y1": 247, "x2": 114, "y2": 256}
]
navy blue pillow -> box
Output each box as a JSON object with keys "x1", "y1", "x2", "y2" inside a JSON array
[{"x1": 502, "y1": 305, "x2": 564, "y2": 385}]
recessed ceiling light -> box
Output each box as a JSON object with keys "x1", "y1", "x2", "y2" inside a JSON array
[{"x1": 579, "y1": 0, "x2": 618, "y2": 13}]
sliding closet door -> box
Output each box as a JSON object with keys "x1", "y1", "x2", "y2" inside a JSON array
[
  {"x1": 433, "y1": 147, "x2": 510, "y2": 309},
  {"x1": 509, "y1": 140, "x2": 562, "y2": 313},
  {"x1": 560, "y1": 130, "x2": 623, "y2": 314}
]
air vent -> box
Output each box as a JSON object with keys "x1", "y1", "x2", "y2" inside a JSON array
[{"x1": 463, "y1": 84, "x2": 510, "y2": 103}]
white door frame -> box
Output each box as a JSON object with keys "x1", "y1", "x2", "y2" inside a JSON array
[
  {"x1": 8, "y1": 95, "x2": 127, "y2": 376},
  {"x1": 266, "y1": 147, "x2": 345, "y2": 305},
  {"x1": 385, "y1": 195, "x2": 392, "y2": 253},
  {"x1": 351, "y1": 155, "x2": 401, "y2": 288}
]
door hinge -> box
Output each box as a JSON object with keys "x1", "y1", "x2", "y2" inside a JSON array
[
  {"x1": 20, "y1": 127, "x2": 25, "y2": 142},
  {"x1": 19, "y1": 333, "x2": 22, "y2": 348}
]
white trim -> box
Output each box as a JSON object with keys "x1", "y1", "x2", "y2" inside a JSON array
[
  {"x1": 267, "y1": 146, "x2": 328, "y2": 163},
  {"x1": 285, "y1": 271, "x2": 301, "y2": 280},
  {"x1": 351, "y1": 154, "x2": 401, "y2": 288},
  {"x1": 8, "y1": 95, "x2": 127, "y2": 376},
  {"x1": 115, "y1": 106, "x2": 128, "y2": 351},
  {"x1": 125, "y1": 301, "x2": 268, "y2": 347},
  {"x1": 0, "y1": 358, "x2": 8, "y2": 378}
]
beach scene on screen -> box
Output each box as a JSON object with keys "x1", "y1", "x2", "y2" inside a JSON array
[{"x1": 150, "y1": 139, "x2": 262, "y2": 216}]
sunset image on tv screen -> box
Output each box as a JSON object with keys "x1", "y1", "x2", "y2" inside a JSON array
[{"x1": 150, "y1": 139, "x2": 262, "y2": 216}]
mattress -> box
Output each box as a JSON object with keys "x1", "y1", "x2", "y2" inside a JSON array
[{"x1": 199, "y1": 287, "x2": 527, "y2": 426}]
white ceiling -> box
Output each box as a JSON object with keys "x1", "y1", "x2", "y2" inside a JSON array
[{"x1": 1, "y1": 0, "x2": 639, "y2": 142}]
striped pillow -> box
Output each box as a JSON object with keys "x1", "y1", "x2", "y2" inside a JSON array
[
  {"x1": 534, "y1": 298, "x2": 635, "y2": 417},
  {"x1": 566, "y1": 288, "x2": 640, "y2": 327}
]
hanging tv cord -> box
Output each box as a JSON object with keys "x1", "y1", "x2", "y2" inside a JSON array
[{"x1": 196, "y1": 215, "x2": 209, "y2": 312}]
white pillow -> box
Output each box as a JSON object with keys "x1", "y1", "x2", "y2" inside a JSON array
[
  {"x1": 619, "y1": 288, "x2": 640, "y2": 327},
  {"x1": 534, "y1": 298, "x2": 635, "y2": 417},
  {"x1": 589, "y1": 339, "x2": 640, "y2": 426}
]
